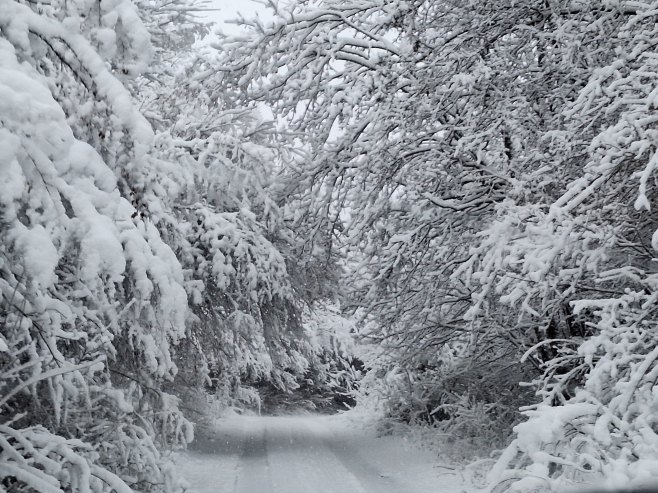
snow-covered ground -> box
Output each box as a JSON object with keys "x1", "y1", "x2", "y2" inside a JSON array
[{"x1": 176, "y1": 413, "x2": 471, "y2": 493}]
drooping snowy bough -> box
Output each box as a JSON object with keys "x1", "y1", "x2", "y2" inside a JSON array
[
  {"x1": 1, "y1": 0, "x2": 357, "y2": 489},
  {"x1": 0, "y1": 1, "x2": 192, "y2": 491}
]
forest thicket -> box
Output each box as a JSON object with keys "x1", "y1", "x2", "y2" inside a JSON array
[{"x1": 3, "y1": 0, "x2": 658, "y2": 491}]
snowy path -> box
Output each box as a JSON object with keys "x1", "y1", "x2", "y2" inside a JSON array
[{"x1": 176, "y1": 414, "x2": 462, "y2": 493}]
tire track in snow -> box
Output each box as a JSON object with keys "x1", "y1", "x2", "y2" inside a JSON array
[
  {"x1": 299, "y1": 418, "x2": 408, "y2": 493},
  {"x1": 233, "y1": 418, "x2": 272, "y2": 493}
]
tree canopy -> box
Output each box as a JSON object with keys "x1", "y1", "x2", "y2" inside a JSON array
[{"x1": 212, "y1": 0, "x2": 658, "y2": 489}]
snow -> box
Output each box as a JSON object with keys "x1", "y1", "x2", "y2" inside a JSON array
[
  {"x1": 14, "y1": 224, "x2": 59, "y2": 288},
  {"x1": 176, "y1": 413, "x2": 474, "y2": 493},
  {"x1": 0, "y1": 0, "x2": 155, "y2": 156}
]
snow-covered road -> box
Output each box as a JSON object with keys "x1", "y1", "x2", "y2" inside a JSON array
[{"x1": 176, "y1": 414, "x2": 462, "y2": 493}]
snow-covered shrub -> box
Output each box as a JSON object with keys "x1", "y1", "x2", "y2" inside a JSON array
[
  {"x1": 154, "y1": 110, "x2": 313, "y2": 402},
  {"x1": 278, "y1": 302, "x2": 361, "y2": 412},
  {"x1": 356, "y1": 338, "x2": 533, "y2": 463},
  {"x1": 490, "y1": 291, "x2": 658, "y2": 491}
]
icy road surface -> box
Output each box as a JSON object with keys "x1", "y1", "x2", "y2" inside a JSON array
[{"x1": 176, "y1": 414, "x2": 463, "y2": 493}]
